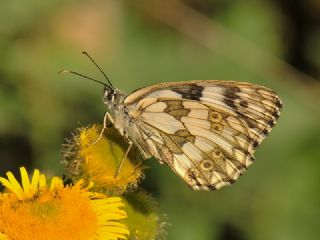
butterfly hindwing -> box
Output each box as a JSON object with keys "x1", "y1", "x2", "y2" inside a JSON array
[{"x1": 124, "y1": 81, "x2": 282, "y2": 190}]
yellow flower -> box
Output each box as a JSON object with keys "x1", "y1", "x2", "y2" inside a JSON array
[
  {"x1": 0, "y1": 167, "x2": 129, "y2": 240},
  {"x1": 63, "y1": 125, "x2": 144, "y2": 195}
]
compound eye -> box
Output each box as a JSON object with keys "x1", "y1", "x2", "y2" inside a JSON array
[
  {"x1": 107, "y1": 92, "x2": 113, "y2": 101},
  {"x1": 104, "y1": 87, "x2": 114, "y2": 101}
]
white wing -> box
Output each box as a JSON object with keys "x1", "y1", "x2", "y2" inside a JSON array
[{"x1": 124, "y1": 81, "x2": 282, "y2": 190}]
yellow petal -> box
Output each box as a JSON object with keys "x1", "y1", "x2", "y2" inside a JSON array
[
  {"x1": 5, "y1": 172, "x2": 23, "y2": 200},
  {"x1": 0, "y1": 232, "x2": 8, "y2": 240},
  {"x1": 50, "y1": 176, "x2": 63, "y2": 191},
  {"x1": 20, "y1": 167, "x2": 31, "y2": 192},
  {"x1": 31, "y1": 169, "x2": 40, "y2": 188},
  {"x1": 39, "y1": 174, "x2": 47, "y2": 188}
]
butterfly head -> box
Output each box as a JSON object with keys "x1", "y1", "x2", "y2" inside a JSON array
[{"x1": 103, "y1": 86, "x2": 125, "y2": 107}]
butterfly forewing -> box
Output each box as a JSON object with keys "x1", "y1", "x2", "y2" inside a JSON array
[{"x1": 123, "y1": 80, "x2": 282, "y2": 190}]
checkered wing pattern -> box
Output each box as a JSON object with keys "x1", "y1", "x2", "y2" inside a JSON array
[{"x1": 123, "y1": 81, "x2": 282, "y2": 190}]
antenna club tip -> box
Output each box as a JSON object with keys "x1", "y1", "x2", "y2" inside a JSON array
[
  {"x1": 82, "y1": 51, "x2": 88, "y2": 55},
  {"x1": 58, "y1": 70, "x2": 69, "y2": 75}
]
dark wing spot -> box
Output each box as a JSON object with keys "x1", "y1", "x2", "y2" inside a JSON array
[
  {"x1": 171, "y1": 84, "x2": 204, "y2": 100},
  {"x1": 229, "y1": 179, "x2": 236, "y2": 184},
  {"x1": 239, "y1": 100, "x2": 249, "y2": 108},
  {"x1": 262, "y1": 128, "x2": 269, "y2": 135},
  {"x1": 223, "y1": 99, "x2": 237, "y2": 110},
  {"x1": 223, "y1": 86, "x2": 240, "y2": 110},
  {"x1": 276, "y1": 99, "x2": 283, "y2": 108},
  {"x1": 224, "y1": 86, "x2": 240, "y2": 99},
  {"x1": 272, "y1": 111, "x2": 280, "y2": 119},
  {"x1": 268, "y1": 119, "x2": 275, "y2": 127}
]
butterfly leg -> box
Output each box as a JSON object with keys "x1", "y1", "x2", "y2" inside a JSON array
[
  {"x1": 115, "y1": 134, "x2": 133, "y2": 177},
  {"x1": 89, "y1": 112, "x2": 114, "y2": 146}
]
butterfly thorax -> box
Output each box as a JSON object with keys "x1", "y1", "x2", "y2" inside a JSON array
[{"x1": 103, "y1": 86, "x2": 152, "y2": 159}]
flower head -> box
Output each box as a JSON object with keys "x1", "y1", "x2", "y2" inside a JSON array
[
  {"x1": 0, "y1": 167, "x2": 129, "y2": 240},
  {"x1": 63, "y1": 125, "x2": 144, "y2": 195}
]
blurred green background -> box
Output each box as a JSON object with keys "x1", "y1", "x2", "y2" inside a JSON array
[{"x1": 0, "y1": 0, "x2": 320, "y2": 239}]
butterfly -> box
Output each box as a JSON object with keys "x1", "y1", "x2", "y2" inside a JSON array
[{"x1": 61, "y1": 52, "x2": 282, "y2": 191}]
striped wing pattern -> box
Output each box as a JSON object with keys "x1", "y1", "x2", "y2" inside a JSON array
[{"x1": 124, "y1": 81, "x2": 282, "y2": 190}]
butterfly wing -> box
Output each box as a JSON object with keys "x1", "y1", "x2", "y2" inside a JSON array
[{"x1": 124, "y1": 81, "x2": 282, "y2": 190}]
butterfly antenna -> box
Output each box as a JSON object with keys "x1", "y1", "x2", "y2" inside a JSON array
[
  {"x1": 82, "y1": 51, "x2": 114, "y2": 88},
  {"x1": 58, "y1": 70, "x2": 109, "y2": 87}
]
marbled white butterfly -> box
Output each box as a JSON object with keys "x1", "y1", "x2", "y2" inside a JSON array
[{"x1": 61, "y1": 52, "x2": 282, "y2": 191}]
